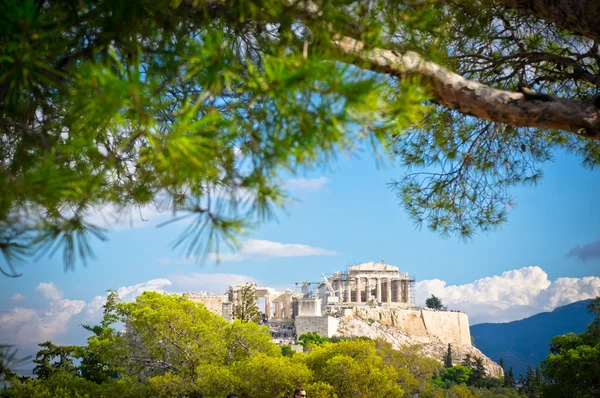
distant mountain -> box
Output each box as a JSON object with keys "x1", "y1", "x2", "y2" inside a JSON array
[{"x1": 470, "y1": 299, "x2": 594, "y2": 377}]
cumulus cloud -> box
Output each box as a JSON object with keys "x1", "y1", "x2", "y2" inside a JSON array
[
  {"x1": 0, "y1": 290, "x2": 85, "y2": 345},
  {"x1": 36, "y1": 282, "x2": 64, "y2": 301},
  {"x1": 243, "y1": 239, "x2": 336, "y2": 257},
  {"x1": 0, "y1": 278, "x2": 173, "y2": 348},
  {"x1": 415, "y1": 266, "x2": 600, "y2": 325},
  {"x1": 169, "y1": 239, "x2": 337, "y2": 264},
  {"x1": 170, "y1": 273, "x2": 259, "y2": 293},
  {"x1": 286, "y1": 177, "x2": 329, "y2": 192},
  {"x1": 85, "y1": 278, "x2": 172, "y2": 319},
  {"x1": 567, "y1": 237, "x2": 600, "y2": 262},
  {"x1": 84, "y1": 202, "x2": 175, "y2": 231},
  {"x1": 11, "y1": 293, "x2": 26, "y2": 302}
]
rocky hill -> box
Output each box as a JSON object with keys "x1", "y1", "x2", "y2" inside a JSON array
[{"x1": 334, "y1": 311, "x2": 504, "y2": 378}]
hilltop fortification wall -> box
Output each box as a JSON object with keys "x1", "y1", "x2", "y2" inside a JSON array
[{"x1": 346, "y1": 306, "x2": 471, "y2": 346}]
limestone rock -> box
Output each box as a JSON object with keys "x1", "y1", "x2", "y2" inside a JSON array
[{"x1": 335, "y1": 316, "x2": 504, "y2": 378}]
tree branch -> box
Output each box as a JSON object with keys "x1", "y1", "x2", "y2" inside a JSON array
[
  {"x1": 494, "y1": 0, "x2": 600, "y2": 43},
  {"x1": 333, "y1": 36, "x2": 600, "y2": 140}
]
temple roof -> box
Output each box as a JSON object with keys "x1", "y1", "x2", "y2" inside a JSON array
[{"x1": 349, "y1": 261, "x2": 399, "y2": 272}]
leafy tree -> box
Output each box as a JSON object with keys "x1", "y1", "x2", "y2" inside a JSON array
[
  {"x1": 434, "y1": 365, "x2": 472, "y2": 387},
  {"x1": 519, "y1": 364, "x2": 541, "y2": 398},
  {"x1": 446, "y1": 385, "x2": 477, "y2": 398},
  {"x1": 478, "y1": 387, "x2": 521, "y2": 398},
  {"x1": 1, "y1": 372, "x2": 156, "y2": 398},
  {"x1": 2, "y1": 0, "x2": 600, "y2": 276},
  {"x1": 503, "y1": 367, "x2": 516, "y2": 389},
  {"x1": 461, "y1": 353, "x2": 473, "y2": 369},
  {"x1": 32, "y1": 342, "x2": 78, "y2": 380},
  {"x1": 231, "y1": 283, "x2": 261, "y2": 323},
  {"x1": 298, "y1": 333, "x2": 330, "y2": 348},
  {"x1": 444, "y1": 343, "x2": 453, "y2": 368},
  {"x1": 79, "y1": 290, "x2": 121, "y2": 383},
  {"x1": 375, "y1": 340, "x2": 441, "y2": 395},
  {"x1": 232, "y1": 354, "x2": 312, "y2": 398},
  {"x1": 541, "y1": 297, "x2": 600, "y2": 397},
  {"x1": 281, "y1": 344, "x2": 296, "y2": 358},
  {"x1": 112, "y1": 292, "x2": 278, "y2": 396},
  {"x1": 426, "y1": 294, "x2": 443, "y2": 310},
  {"x1": 467, "y1": 357, "x2": 486, "y2": 387},
  {"x1": 302, "y1": 339, "x2": 404, "y2": 397}
]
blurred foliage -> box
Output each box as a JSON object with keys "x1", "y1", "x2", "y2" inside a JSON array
[{"x1": 1, "y1": 0, "x2": 599, "y2": 276}]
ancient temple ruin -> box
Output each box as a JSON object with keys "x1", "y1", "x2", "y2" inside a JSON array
[
  {"x1": 329, "y1": 261, "x2": 414, "y2": 304},
  {"x1": 185, "y1": 261, "x2": 417, "y2": 338},
  {"x1": 183, "y1": 260, "x2": 479, "y2": 371}
]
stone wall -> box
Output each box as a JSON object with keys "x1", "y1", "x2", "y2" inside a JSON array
[
  {"x1": 185, "y1": 293, "x2": 228, "y2": 316},
  {"x1": 348, "y1": 307, "x2": 471, "y2": 346},
  {"x1": 295, "y1": 316, "x2": 340, "y2": 338},
  {"x1": 296, "y1": 298, "x2": 321, "y2": 317}
]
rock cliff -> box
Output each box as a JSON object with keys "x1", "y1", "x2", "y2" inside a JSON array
[{"x1": 333, "y1": 309, "x2": 504, "y2": 378}]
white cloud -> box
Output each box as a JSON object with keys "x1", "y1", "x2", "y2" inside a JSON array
[
  {"x1": 168, "y1": 239, "x2": 337, "y2": 264},
  {"x1": 84, "y1": 203, "x2": 170, "y2": 230},
  {"x1": 36, "y1": 282, "x2": 64, "y2": 301},
  {"x1": 0, "y1": 288, "x2": 85, "y2": 345},
  {"x1": 244, "y1": 239, "x2": 336, "y2": 257},
  {"x1": 85, "y1": 278, "x2": 173, "y2": 320},
  {"x1": 286, "y1": 177, "x2": 329, "y2": 192},
  {"x1": 1, "y1": 278, "x2": 172, "y2": 347},
  {"x1": 415, "y1": 266, "x2": 600, "y2": 325},
  {"x1": 11, "y1": 293, "x2": 26, "y2": 302},
  {"x1": 170, "y1": 273, "x2": 259, "y2": 293}
]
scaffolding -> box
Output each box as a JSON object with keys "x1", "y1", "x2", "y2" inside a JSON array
[{"x1": 409, "y1": 276, "x2": 416, "y2": 306}]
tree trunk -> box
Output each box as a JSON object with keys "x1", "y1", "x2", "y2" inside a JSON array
[{"x1": 333, "y1": 36, "x2": 600, "y2": 140}]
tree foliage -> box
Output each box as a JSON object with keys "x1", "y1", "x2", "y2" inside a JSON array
[
  {"x1": 0, "y1": 345, "x2": 31, "y2": 381},
  {"x1": 426, "y1": 294, "x2": 443, "y2": 310},
  {"x1": 444, "y1": 343, "x2": 453, "y2": 368},
  {"x1": 541, "y1": 297, "x2": 600, "y2": 398},
  {"x1": 32, "y1": 342, "x2": 79, "y2": 380},
  {"x1": 231, "y1": 283, "x2": 261, "y2": 323},
  {"x1": 1, "y1": 0, "x2": 600, "y2": 275}
]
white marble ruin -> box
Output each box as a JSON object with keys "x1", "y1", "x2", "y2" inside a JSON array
[{"x1": 330, "y1": 261, "x2": 414, "y2": 305}]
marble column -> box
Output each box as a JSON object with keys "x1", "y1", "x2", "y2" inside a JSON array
[
  {"x1": 285, "y1": 293, "x2": 292, "y2": 320},
  {"x1": 356, "y1": 277, "x2": 362, "y2": 303},
  {"x1": 395, "y1": 280, "x2": 402, "y2": 303},
  {"x1": 386, "y1": 278, "x2": 392, "y2": 303},
  {"x1": 265, "y1": 295, "x2": 272, "y2": 320},
  {"x1": 404, "y1": 280, "x2": 411, "y2": 303},
  {"x1": 376, "y1": 278, "x2": 382, "y2": 302},
  {"x1": 274, "y1": 302, "x2": 280, "y2": 319},
  {"x1": 366, "y1": 278, "x2": 372, "y2": 301},
  {"x1": 345, "y1": 281, "x2": 351, "y2": 303}
]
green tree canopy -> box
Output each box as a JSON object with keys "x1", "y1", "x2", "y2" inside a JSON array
[
  {"x1": 444, "y1": 343, "x2": 453, "y2": 368},
  {"x1": 2, "y1": 0, "x2": 600, "y2": 276},
  {"x1": 541, "y1": 297, "x2": 600, "y2": 398},
  {"x1": 425, "y1": 294, "x2": 443, "y2": 310},
  {"x1": 231, "y1": 283, "x2": 261, "y2": 323}
]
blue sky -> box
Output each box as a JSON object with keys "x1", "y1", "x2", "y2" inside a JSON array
[{"x1": 1, "y1": 145, "x2": 599, "y2": 366}]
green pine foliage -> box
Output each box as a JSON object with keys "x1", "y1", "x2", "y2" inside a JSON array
[
  {"x1": 2, "y1": 0, "x2": 599, "y2": 275},
  {"x1": 444, "y1": 343, "x2": 453, "y2": 368},
  {"x1": 425, "y1": 294, "x2": 443, "y2": 310},
  {"x1": 0, "y1": 0, "x2": 434, "y2": 276}
]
